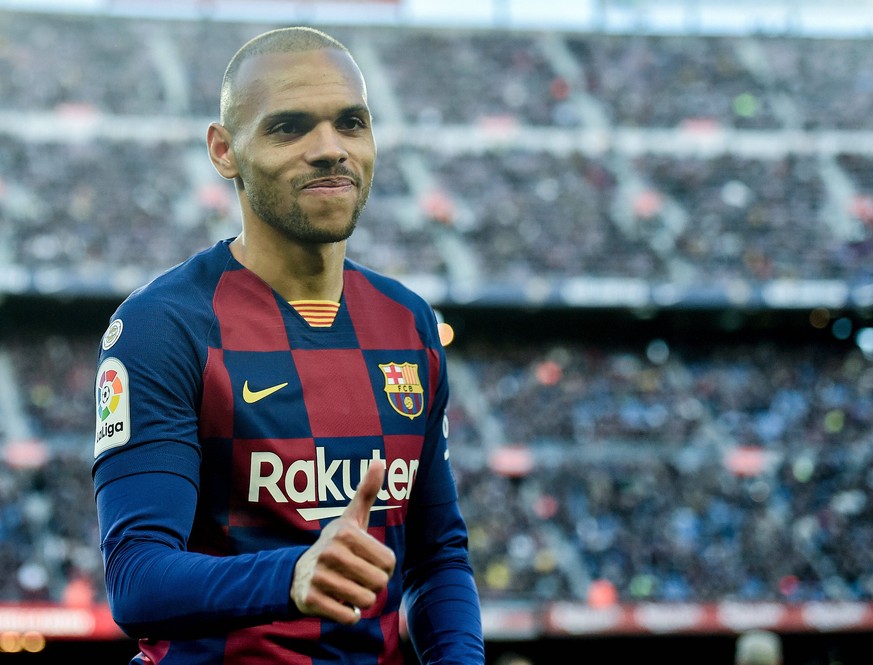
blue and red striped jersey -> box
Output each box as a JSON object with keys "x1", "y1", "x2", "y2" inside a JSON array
[{"x1": 92, "y1": 239, "x2": 484, "y2": 664}]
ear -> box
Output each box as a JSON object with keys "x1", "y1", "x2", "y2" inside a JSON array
[{"x1": 206, "y1": 122, "x2": 239, "y2": 180}]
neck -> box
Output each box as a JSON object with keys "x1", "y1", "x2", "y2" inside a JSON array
[{"x1": 229, "y1": 231, "x2": 345, "y2": 302}]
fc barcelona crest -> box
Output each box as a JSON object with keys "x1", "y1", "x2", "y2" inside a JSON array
[{"x1": 378, "y1": 362, "x2": 424, "y2": 419}]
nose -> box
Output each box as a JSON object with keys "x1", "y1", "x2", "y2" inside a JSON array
[{"x1": 304, "y1": 121, "x2": 348, "y2": 167}]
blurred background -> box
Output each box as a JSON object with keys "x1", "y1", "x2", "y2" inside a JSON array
[{"x1": 1, "y1": 0, "x2": 873, "y2": 662}]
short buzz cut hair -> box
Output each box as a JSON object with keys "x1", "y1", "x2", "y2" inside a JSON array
[{"x1": 219, "y1": 26, "x2": 352, "y2": 129}]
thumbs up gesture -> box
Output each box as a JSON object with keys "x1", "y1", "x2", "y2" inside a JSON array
[{"x1": 290, "y1": 460, "x2": 396, "y2": 624}]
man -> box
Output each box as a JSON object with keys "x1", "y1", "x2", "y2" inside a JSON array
[{"x1": 92, "y1": 26, "x2": 485, "y2": 664}]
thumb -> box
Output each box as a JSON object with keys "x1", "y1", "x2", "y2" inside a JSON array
[{"x1": 343, "y1": 460, "x2": 385, "y2": 529}]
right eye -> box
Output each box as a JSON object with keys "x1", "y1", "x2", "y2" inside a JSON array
[{"x1": 271, "y1": 121, "x2": 302, "y2": 136}]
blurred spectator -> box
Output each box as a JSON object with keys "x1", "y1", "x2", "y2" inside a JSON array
[
  {"x1": 735, "y1": 629, "x2": 783, "y2": 665},
  {"x1": 493, "y1": 651, "x2": 535, "y2": 665}
]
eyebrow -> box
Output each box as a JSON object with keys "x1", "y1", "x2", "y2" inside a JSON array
[{"x1": 261, "y1": 104, "x2": 371, "y2": 129}]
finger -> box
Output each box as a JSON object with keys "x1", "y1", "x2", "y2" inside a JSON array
[
  {"x1": 308, "y1": 564, "x2": 381, "y2": 609},
  {"x1": 302, "y1": 587, "x2": 365, "y2": 625},
  {"x1": 342, "y1": 460, "x2": 385, "y2": 529},
  {"x1": 318, "y1": 543, "x2": 392, "y2": 596}
]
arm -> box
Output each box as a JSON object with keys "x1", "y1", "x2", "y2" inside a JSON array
[
  {"x1": 98, "y1": 457, "x2": 396, "y2": 638},
  {"x1": 93, "y1": 291, "x2": 302, "y2": 638},
  {"x1": 97, "y1": 469, "x2": 301, "y2": 638},
  {"x1": 403, "y1": 499, "x2": 485, "y2": 665},
  {"x1": 401, "y1": 327, "x2": 485, "y2": 664}
]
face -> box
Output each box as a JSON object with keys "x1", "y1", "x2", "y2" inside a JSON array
[{"x1": 227, "y1": 48, "x2": 375, "y2": 245}]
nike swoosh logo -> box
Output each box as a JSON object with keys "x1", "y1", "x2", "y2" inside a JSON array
[
  {"x1": 297, "y1": 505, "x2": 400, "y2": 522},
  {"x1": 242, "y1": 380, "x2": 289, "y2": 403}
]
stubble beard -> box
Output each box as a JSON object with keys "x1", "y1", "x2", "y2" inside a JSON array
[{"x1": 247, "y1": 179, "x2": 370, "y2": 245}]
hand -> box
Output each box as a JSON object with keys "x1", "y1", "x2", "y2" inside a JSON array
[{"x1": 290, "y1": 460, "x2": 396, "y2": 624}]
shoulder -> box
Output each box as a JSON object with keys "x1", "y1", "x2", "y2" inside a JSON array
[
  {"x1": 100, "y1": 240, "x2": 234, "y2": 349},
  {"x1": 115, "y1": 241, "x2": 232, "y2": 318},
  {"x1": 342, "y1": 259, "x2": 444, "y2": 352},
  {"x1": 343, "y1": 258, "x2": 433, "y2": 314}
]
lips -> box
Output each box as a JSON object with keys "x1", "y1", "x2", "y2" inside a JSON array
[{"x1": 302, "y1": 176, "x2": 355, "y2": 190}]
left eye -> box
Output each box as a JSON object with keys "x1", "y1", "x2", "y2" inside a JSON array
[{"x1": 339, "y1": 117, "x2": 366, "y2": 130}]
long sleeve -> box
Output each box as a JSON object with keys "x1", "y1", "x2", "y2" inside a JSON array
[
  {"x1": 97, "y1": 468, "x2": 302, "y2": 638},
  {"x1": 402, "y1": 500, "x2": 485, "y2": 664}
]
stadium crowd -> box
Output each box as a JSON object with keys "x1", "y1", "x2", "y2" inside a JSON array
[
  {"x1": 1, "y1": 9, "x2": 873, "y2": 616},
  {"x1": 2, "y1": 13, "x2": 873, "y2": 288},
  {"x1": 454, "y1": 338, "x2": 873, "y2": 603},
  {"x1": 2, "y1": 135, "x2": 868, "y2": 287}
]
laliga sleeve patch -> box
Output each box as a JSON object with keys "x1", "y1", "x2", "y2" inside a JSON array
[{"x1": 95, "y1": 357, "x2": 130, "y2": 457}]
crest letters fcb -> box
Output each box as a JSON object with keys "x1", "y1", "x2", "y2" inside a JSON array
[{"x1": 379, "y1": 362, "x2": 424, "y2": 419}]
